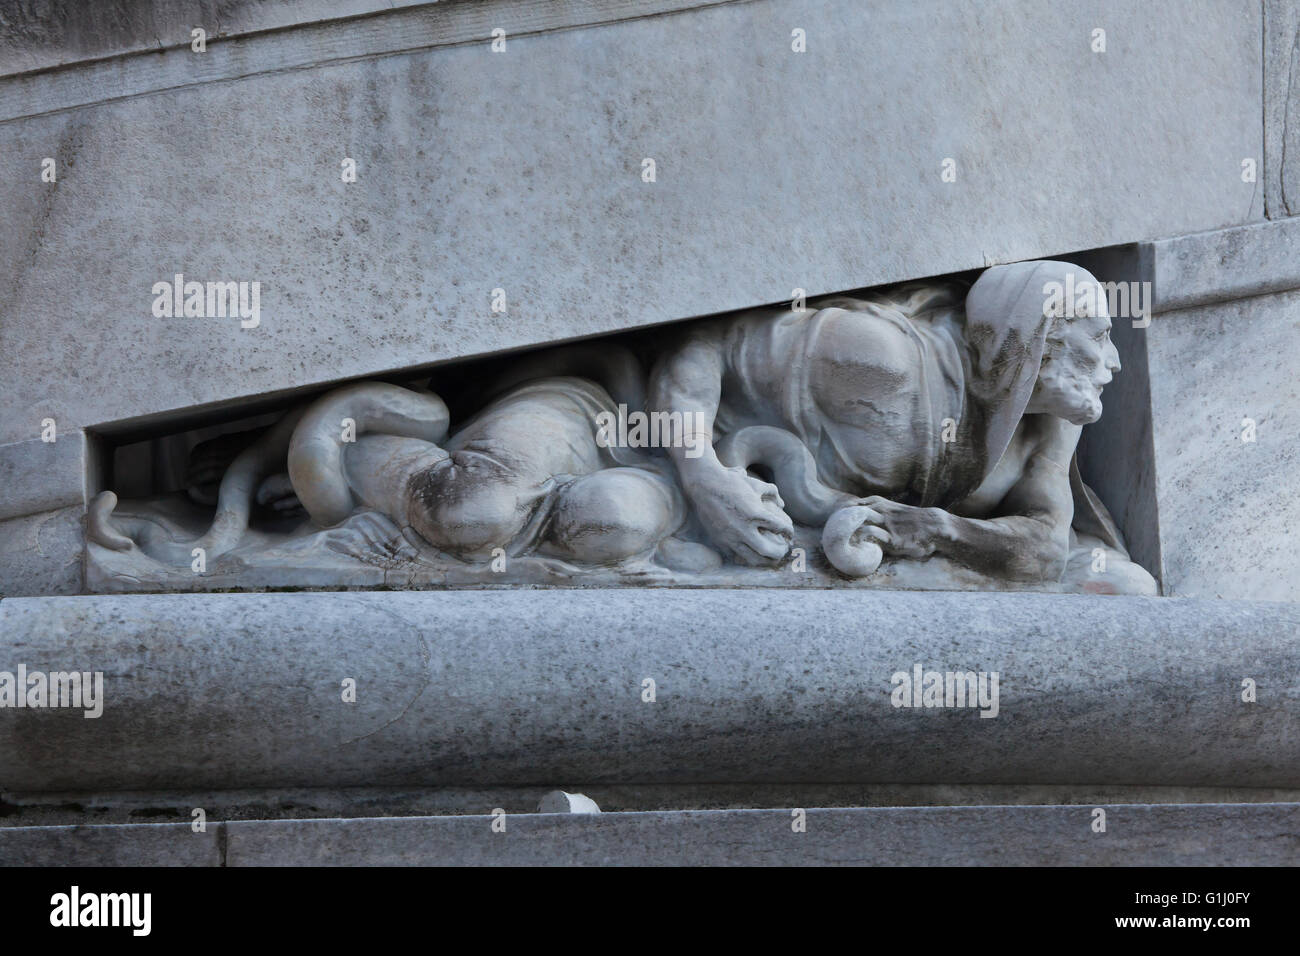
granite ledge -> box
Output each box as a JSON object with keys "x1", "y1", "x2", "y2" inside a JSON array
[{"x1": 0, "y1": 590, "x2": 1295, "y2": 791}]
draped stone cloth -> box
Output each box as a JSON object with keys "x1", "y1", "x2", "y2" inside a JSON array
[{"x1": 709, "y1": 260, "x2": 1129, "y2": 553}]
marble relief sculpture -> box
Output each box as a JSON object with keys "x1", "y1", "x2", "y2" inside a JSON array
[{"x1": 87, "y1": 260, "x2": 1157, "y2": 594}]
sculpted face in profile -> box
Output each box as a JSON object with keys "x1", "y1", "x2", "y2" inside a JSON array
[
  {"x1": 90, "y1": 260, "x2": 1156, "y2": 595},
  {"x1": 1028, "y1": 293, "x2": 1117, "y2": 426}
]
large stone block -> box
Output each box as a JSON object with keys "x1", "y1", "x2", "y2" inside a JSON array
[
  {"x1": 0, "y1": 431, "x2": 89, "y2": 521},
  {"x1": 1148, "y1": 216, "x2": 1300, "y2": 311},
  {"x1": 218, "y1": 804, "x2": 1300, "y2": 866},
  {"x1": 0, "y1": 0, "x2": 430, "y2": 76},
  {"x1": 4, "y1": 803, "x2": 1294, "y2": 866},
  {"x1": 1266, "y1": 0, "x2": 1300, "y2": 218},
  {"x1": 1146, "y1": 287, "x2": 1300, "y2": 600},
  {"x1": 0, "y1": 821, "x2": 221, "y2": 866},
  {"x1": 0, "y1": 590, "x2": 1296, "y2": 791},
  {"x1": 0, "y1": 506, "x2": 83, "y2": 597},
  {"x1": 0, "y1": 0, "x2": 1264, "y2": 445},
  {"x1": 0, "y1": 431, "x2": 89, "y2": 597}
]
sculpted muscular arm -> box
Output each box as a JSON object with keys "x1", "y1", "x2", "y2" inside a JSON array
[
  {"x1": 857, "y1": 417, "x2": 1079, "y2": 582},
  {"x1": 647, "y1": 321, "x2": 794, "y2": 565}
]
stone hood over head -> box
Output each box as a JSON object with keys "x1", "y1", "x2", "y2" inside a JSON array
[{"x1": 964, "y1": 259, "x2": 1102, "y2": 473}]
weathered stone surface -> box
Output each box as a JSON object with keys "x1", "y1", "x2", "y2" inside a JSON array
[
  {"x1": 0, "y1": 431, "x2": 89, "y2": 596},
  {"x1": 1147, "y1": 217, "x2": 1300, "y2": 312},
  {"x1": 215, "y1": 803, "x2": 1300, "y2": 865},
  {"x1": 0, "y1": 2, "x2": 753, "y2": 107},
  {"x1": 0, "y1": 431, "x2": 88, "y2": 521},
  {"x1": 1266, "y1": 0, "x2": 1300, "y2": 219},
  {"x1": 1146, "y1": 289, "x2": 1300, "y2": 600},
  {"x1": 0, "y1": 0, "x2": 431, "y2": 77},
  {"x1": 0, "y1": 506, "x2": 83, "y2": 597},
  {"x1": 7, "y1": 782, "x2": 1300, "y2": 826},
  {"x1": 0, "y1": 821, "x2": 221, "y2": 866},
  {"x1": 8, "y1": 804, "x2": 1293, "y2": 866},
  {"x1": 0, "y1": 0, "x2": 1263, "y2": 446},
  {"x1": 0, "y1": 590, "x2": 1296, "y2": 791}
]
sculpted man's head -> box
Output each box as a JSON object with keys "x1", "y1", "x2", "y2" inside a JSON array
[
  {"x1": 1028, "y1": 279, "x2": 1121, "y2": 425},
  {"x1": 965, "y1": 261, "x2": 1121, "y2": 428}
]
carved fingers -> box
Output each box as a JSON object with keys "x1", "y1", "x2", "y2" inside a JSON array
[
  {"x1": 732, "y1": 474, "x2": 795, "y2": 565},
  {"x1": 323, "y1": 511, "x2": 418, "y2": 564},
  {"x1": 854, "y1": 496, "x2": 942, "y2": 559},
  {"x1": 255, "y1": 473, "x2": 304, "y2": 514},
  {"x1": 688, "y1": 466, "x2": 793, "y2": 566}
]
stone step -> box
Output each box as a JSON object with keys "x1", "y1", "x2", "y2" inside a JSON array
[
  {"x1": 3, "y1": 803, "x2": 1297, "y2": 866},
  {"x1": 1, "y1": 590, "x2": 1297, "y2": 791}
]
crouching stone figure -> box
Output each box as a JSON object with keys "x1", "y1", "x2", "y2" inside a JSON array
[{"x1": 90, "y1": 260, "x2": 1156, "y2": 594}]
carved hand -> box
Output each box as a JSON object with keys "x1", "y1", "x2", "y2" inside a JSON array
[
  {"x1": 323, "y1": 511, "x2": 418, "y2": 564},
  {"x1": 185, "y1": 429, "x2": 262, "y2": 505},
  {"x1": 255, "y1": 472, "x2": 304, "y2": 515},
  {"x1": 854, "y1": 496, "x2": 949, "y2": 559},
  {"x1": 685, "y1": 464, "x2": 794, "y2": 565}
]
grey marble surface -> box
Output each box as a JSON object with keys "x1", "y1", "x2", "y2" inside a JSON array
[
  {"x1": 0, "y1": 505, "x2": 83, "y2": 597},
  {"x1": 1266, "y1": 0, "x2": 1300, "y2": 219},
  {"x1": 0, "y1": 821, "x2": 220, "y2": 867},
  {"x1": 4, "y1": 804, "x2": 1296, "y2": 866},
  {"x1": 1, "y1": 590, "x2": 1296, "y2": 791},
  {"x1": 0, "y1": 431, "x2": 88, "y2": 521},
  {"x1": 0, "y1": 0, "x2": 1262, "y2": 446},
  {"x1": 6, "y1": 782, "x2": 1300, "y2": 827},
  {"x1": 220, "y1": 804, "x2": 1300, "y2": 866},
  {"x1": 1147, "y1": 288, "x2": 1300, "y2": 600},
  {"x1": 1147, "y1": 217, "x2": 1300, "y2": 312},
  {"x1": 0, "y1": 0, "x2": 433, "y2": 76}
]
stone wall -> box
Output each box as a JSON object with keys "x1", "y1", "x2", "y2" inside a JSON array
[
  {"x1": 1, "y1": 0, "x2": 1297, "y2": 865},
  {"x1": 0, "y1": 0, "x2": 1286, "y2": 599}
]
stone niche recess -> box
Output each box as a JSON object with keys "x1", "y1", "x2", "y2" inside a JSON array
[{"x1": 84, "y1": 248, "x2": 1160, "y2": 596}]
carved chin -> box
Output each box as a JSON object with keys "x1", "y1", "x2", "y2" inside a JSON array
[{"x1": 1068, "y1": 397, "x2": 1103, "y2": 425}]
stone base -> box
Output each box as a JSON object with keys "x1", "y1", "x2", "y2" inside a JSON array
[
  {"x1": 2, "y1": 590, "x2": 1297, "y2": 791},
  {"x1": 3, "y1": 804, "x2": 1296, "y2": 866}
]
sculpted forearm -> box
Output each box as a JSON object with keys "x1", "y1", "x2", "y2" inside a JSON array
[
  {"x1": 941, "y1": 452, "x2": 1071, "y2": 580},
  {"x1": 647, "y1": 323, "x2": 794, "y2": 564},
  {"x1": 933, "y1": 511, "x2": 1070, "y2": 581},
  {"x1": 860, "y1": 450, "x2": 1073, "y2": 581},
  {"x1": 936, "y1": 444, "x2": 1075, "y2": 580},
  {"x1": 649, "y1": 325, "x2": 725, "y2": 474}
]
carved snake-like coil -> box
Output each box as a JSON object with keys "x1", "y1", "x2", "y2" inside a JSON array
[{"x1": 90, "y1": 383, "x2": 449, "y2": 563}]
